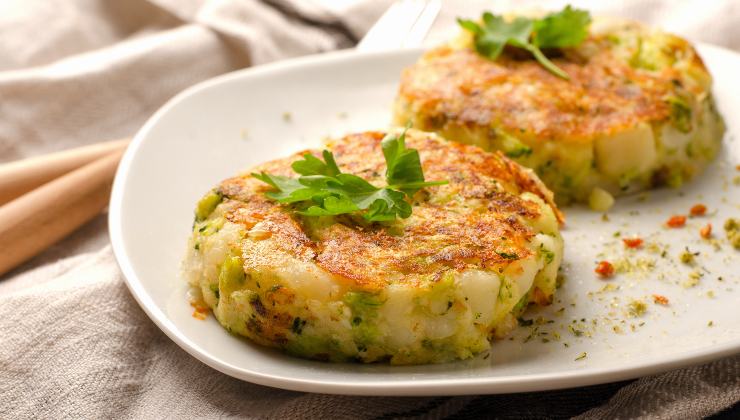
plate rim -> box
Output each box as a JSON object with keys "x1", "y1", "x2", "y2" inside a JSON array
[{"x1": 109, "y1": 44, "x2": 740, "y2": 396}]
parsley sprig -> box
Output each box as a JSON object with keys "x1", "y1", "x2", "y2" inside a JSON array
[
  {"x1": 457, "y1": 6, "x2": 591, "y2": 79},
  {"x1": 252, "y1": 129, "x2": 448, "y2": 222}
]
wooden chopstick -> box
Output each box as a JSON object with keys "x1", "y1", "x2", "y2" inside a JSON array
[
  {"x1": 0, "y1": 148, "x2": 125, "y2": 277},
  {"x1": 0, "y1": 139, "x2": 130, "y2": 206}
]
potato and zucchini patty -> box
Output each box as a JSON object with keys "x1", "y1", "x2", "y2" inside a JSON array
[
  {"x1": 394, "y1": 18, "x2": 725, "y2": 203},
  {"x1": 183, "y1": 129, "x2": 563, "y2": 364}
]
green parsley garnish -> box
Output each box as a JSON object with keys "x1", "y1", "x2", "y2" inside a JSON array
[
  {"x1": 457, "y1": 6, "x2": 591, "y2": 79},
  {"x1": 252, "y1": 129, "x2": 447, "y2": 222}
]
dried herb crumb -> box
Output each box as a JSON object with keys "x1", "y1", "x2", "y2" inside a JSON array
[
  {"x1": 724, "y1": 218, "x2": 740, "y2": 249},
  {"x1": 575, "y1": 352, "x2": 587, "y2": 361},
  {"x1": 517, "y1": 317, "x2": 534, "y2": 327},
  {"x1": 628, "y1": 299, "x2": 647, "y2": 317},
  {"x1": 568, "y1": 325, "x2": 584, "y2": 337},
  {"x1": 683, "y1": 271, "x2": 702, "y2": 288},
  {"x1": 679, "y1": 248, "x2": 698, "y2": 265}
]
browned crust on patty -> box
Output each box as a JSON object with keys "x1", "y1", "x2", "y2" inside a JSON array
[
  {"x1": 397, "y1": 32, "x2": 707, "y2": 143},
  {"x1": 217, "y1": 130, "x2": 561, "y2": 291}
]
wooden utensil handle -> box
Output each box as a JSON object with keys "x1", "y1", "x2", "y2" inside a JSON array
[
  {"x1": 0, "y1": 149, "x2": 124, "y2": 277},
  {"x1": 0, "y1": 139, "x2": 130, "y2": 206}
]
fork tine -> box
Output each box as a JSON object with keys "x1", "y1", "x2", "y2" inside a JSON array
[
  {"x1": 401, "y1": 0, "x2": 441, "y2": 48},
  {"x1": 356, "y1": 0, "x2": 439, "y2": 52}
]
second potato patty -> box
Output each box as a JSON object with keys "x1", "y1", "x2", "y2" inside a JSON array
[{"x1": 394, "y1": 18, "x2": 725, "y2": 203}]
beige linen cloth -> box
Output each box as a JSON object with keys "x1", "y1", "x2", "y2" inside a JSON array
[{"x1": 1, "y1": 1, "x2": 738, "y2": 418}]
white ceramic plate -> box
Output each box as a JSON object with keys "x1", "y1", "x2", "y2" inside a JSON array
[{"x1": 109, "y1": 45, "x2": 740, "y2": 396}]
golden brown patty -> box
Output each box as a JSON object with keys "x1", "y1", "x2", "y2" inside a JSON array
[
  {"x1": 184, "y1": 129, "x2": 564, "y2": 364},
  {"x1": 397, "y1": 41, "x2": 695, "y2": 143},
  {"x1": 394, "y1": 18, "x2": 725, "y2": 202},
  {"x1": 216, "y1": 130, "x2": 562, "y2": 292}
]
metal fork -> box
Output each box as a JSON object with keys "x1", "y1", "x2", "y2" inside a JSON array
[{"x1": 356, "y1": 0, "x2": 441, "y2": 52}]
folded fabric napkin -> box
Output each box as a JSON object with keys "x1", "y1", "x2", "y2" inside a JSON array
[{"x1": 1, "y1": 1, "x2": 738, "y2": 418}]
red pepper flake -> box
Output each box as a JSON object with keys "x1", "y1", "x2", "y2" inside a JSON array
[
  {"x1": 666, "y1": 215, "x2": 686, "y2": 228},
  {"x1": 652, "y1": 294, "x2": 669, "y2": 305},
  {"x1": 622, "y1": 237, "x2": 644, "y2": 248},
  {"x1": 700, "y1": 223, "x2": 712, "y2": 239},
  {"x1": 190, "y1": 302, "x2": 209, "y2": 320},
  {"x1": 595, "y1": 261, "x2": 615, "y2": 278},
  {"x1": 689, "y1": 204, "x2": 707, "y2": 216},
  {"x1": 736, "y1": 164, "x2": 740, "y2": 171}
]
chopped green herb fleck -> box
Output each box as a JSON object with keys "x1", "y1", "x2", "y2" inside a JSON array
[
  {"x1": 539, "y1": 244, "x2": 555, "y2": 264},
  {"x1": 195, "y1": 190, "x2": 223, "y2": 222},
  {"x1": 209, "y1": 284, "x2": 220, "y2": 300},
  {"x1": 517, "y1": 317, "x2": 534, "y2": 327},
  {"x1": 568, "y1": 325, "x2": 584, "y2": 337},
  {"x1": 667, "y1": 97, "x2": 692, "y2": 133},
  {"x1": 291, "y1": 317, "x2": 307, "y2": 335}
]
